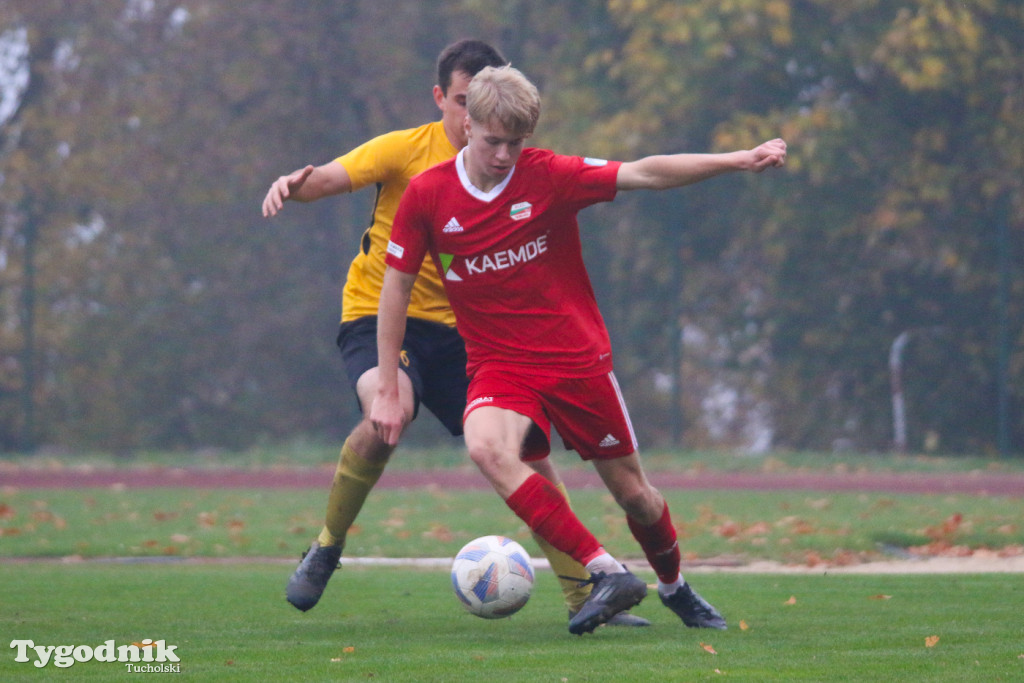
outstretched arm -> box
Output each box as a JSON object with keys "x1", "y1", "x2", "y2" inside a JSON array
[
  {"x1": 616, "y1": 138, "x2": 786, "y2": 191},
  {"x1": 370, "y1": 267, "x2": 418, "y2": 446},
  {"x1": 261, "y1": 161, "x2": 353, "y2": 217}
]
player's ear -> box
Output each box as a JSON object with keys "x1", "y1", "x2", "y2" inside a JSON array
[{"x1": 433, "y1": 84, "x2": 445, "y2": 109}]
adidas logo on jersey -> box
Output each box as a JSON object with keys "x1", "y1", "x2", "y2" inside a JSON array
[
  {"x1": 599, "y1": 434, "x2": 620, "y2": 448},
  {"x1": 443, "y1": 217, "x2": 464, "y2": 233}
]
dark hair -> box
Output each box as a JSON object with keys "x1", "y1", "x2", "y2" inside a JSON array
[{"x1": 436, "y1": 39, "x2": 507, "y2": 94}]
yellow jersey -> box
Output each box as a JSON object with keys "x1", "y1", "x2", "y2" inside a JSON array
[{"x1": 336, "y1": 121, "x2": 457, "y2": 326}]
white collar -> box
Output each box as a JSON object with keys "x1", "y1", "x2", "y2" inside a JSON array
[{"x1": 456, "y1": 148, "x2": 515, "y2": 202}]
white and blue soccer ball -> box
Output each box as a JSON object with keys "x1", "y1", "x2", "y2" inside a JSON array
[{"x1": 451, "y1": 535, "x2": 534, "y2": 619}]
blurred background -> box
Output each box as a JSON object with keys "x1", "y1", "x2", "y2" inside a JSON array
[{"x1": 0, "y1": 0, "x2": 1019, "y2": 457}]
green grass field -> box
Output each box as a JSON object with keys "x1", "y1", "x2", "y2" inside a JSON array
[
  {"x1": 2, "y1": 564, "x2": 1022, "y2": 681},
  {"x1": 2, "y1": 450, "x2": 1023, "y2": 680},
  {"x1": 2, "y1": 487, "x2": 1022, "y2": 565}
]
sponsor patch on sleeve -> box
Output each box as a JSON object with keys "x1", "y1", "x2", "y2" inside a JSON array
[
  {"x1": 386, "y1": 240, "x2": 405, "y2": 259},
  {"x1": 583, "y1": 157, "x2": 608, "y2": 166}
]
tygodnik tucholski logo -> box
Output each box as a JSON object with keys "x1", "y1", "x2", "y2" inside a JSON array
[{"x1": 10, "y1": 638, "x2": 181, "y2": 672}]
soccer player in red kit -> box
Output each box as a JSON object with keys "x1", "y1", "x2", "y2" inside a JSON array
[
  {"x1": 372, "y1": 65, "x2": 786, "y2": 634},
  {"x1": 263, "y1": 42, "x2": 649, "y2": 627}
]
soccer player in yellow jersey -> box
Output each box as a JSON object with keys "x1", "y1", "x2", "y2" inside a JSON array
[{"x1": 262, "y1": 39, "x2": 647, "y2": 626}]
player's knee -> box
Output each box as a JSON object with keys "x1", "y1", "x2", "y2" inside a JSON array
[
  {"x1": 362, "y1": 438, "x2": 395, "y2": 464},
  {"x1": 614, "y1": 488, "x2": 646, "y2": 518},
  {"x1": 613, "y1": 484, "x2": 661, "y2": 522},
  {"x1": 351, "y1": 420, "x2": 397, "y2": 464},
  {"x1": 466, "y1": 437, "x2": 512, "y2": 476}
]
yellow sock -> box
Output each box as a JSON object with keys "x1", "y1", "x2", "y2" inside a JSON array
[
  {"x1": 316, "y1": 439, "x2": 386, "y2": 549},
  {"x1": 531, "y1": 481, "x2": 593, "y2": 613}
]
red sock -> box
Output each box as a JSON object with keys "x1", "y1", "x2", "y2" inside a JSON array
[
  {"x1": 505, "y1": 473, "x2": 604, "y2": 566},
  {"x1": 627, "y1": 501, "x2": 681, "y2": 584}
]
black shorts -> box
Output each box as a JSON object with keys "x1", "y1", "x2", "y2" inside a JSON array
[{"x1": 336, "y1": 316, "x2": 468, "y2": 436}]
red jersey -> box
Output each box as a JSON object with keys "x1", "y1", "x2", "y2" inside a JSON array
[{"x1": 386, "y1": 147, "x2": 621, "y2": 378}]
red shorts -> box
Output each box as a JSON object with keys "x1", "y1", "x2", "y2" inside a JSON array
[{"x1": 464, "y1": 369, "x2": 638, "y2": 461}]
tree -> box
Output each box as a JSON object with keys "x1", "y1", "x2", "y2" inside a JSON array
[
  {"x1": 525, "y1": 0, "x2": 1023, "y2": 453},
  {"x1": 0, "y1": 0, "x2": 1018, "y2": 455}
]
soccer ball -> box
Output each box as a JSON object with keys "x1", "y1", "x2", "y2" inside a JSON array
[{"x1": 451, "y1": 535, "x2": 534, "y2": 619}]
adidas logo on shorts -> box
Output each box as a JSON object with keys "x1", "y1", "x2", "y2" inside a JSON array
[{"x1": 599, "y1": 434, "x2": 620, "y2": 448}]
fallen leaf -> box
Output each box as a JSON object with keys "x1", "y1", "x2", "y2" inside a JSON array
[
  {"x1": 942, "y1": 513, "x2": 963, "y2": 534},
  {"x1": 739, "y1": 620, "x2": 749, "y2": 631},
  {"x1": 791, "y1": 519, "x2": 816, "y2": 535},
  {"x1": 745, "y1": 521, "x2": 771, "y2": 536},
  {"x1": 421, "y1": 524, "x2": 454, "y2": 542},
  {"x1": 713, "y1": 521, "x2": 741, "y2": 538},
  {"x1": 804, "y1": 551, "x2": 824, "y2": 567},
  {"x1": 343, "y1": 646, "x2": 355, "y2": 653},
  {"x1": 700, "y1": 642, "x2": 717, "y2": 655},
  {"x1": 832, "y1": 550, "x2": 860, "y2": 566},
  {"x1": 131, "y1": 640, "x2": 160, "y2": 648},
  {"x1": 925, "y1": 635, "x2": 940, "y2": 648},
  {"x1": 868, "y1": 594, "x2": 892, "y2": 600},
  {"x1": 784, "y1": 596, "x2": 797, "y2": 605}
]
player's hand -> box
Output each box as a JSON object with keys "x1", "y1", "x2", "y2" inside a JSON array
[
  {"x1": 369, "y1": 393, "x2": 407, "y2": 446},
  {"x1": 749, "y1": 138, "x2": 787, "y2": 172},
  {"x1": 261, "y1": 165, "x2": 315, "y2": 217}
]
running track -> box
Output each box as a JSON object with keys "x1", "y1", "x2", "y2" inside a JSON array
[{"x1": 4, "y1": 466, "x2": 1023, "y2": 496}]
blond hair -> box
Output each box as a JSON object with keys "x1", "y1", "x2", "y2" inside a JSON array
[{"x1": 466, "y1": 66, "x2": 541, "y2": 138}]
